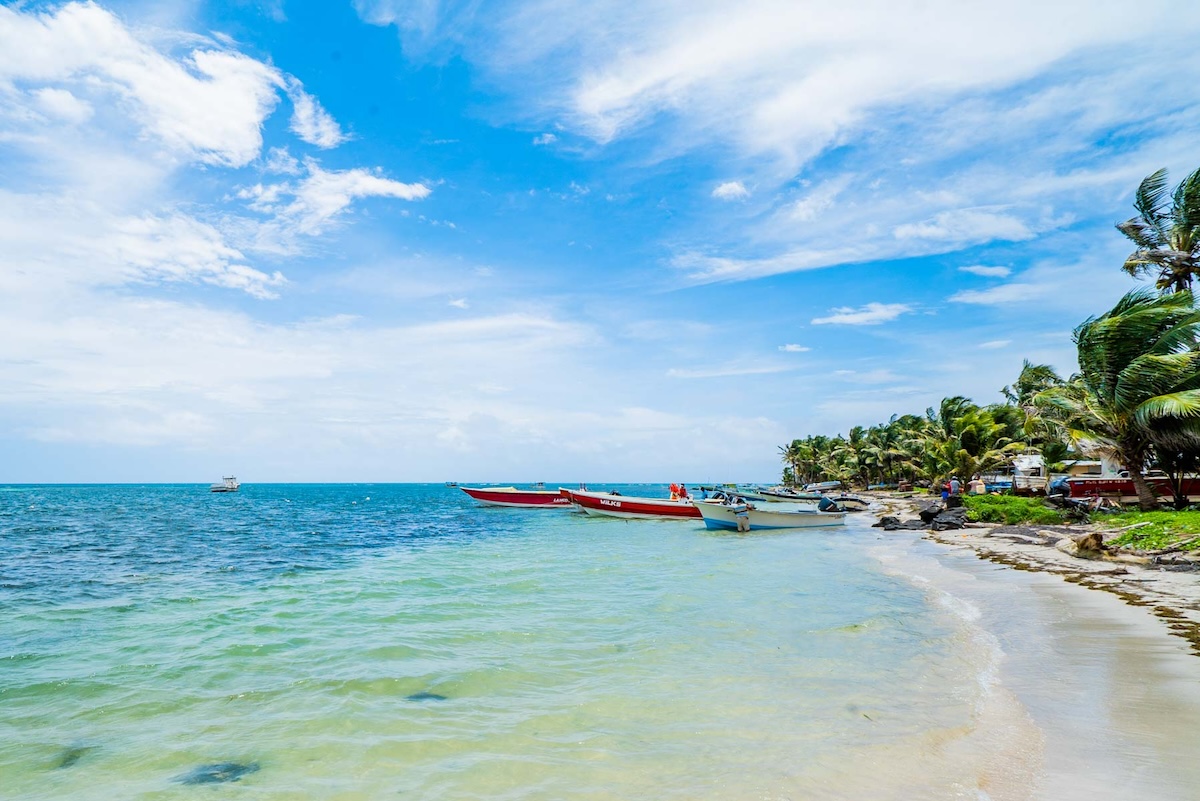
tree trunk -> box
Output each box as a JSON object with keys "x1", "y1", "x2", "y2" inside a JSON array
[{"x1": 1127, "y1": 466, "x2": 1161, "y2": 511}]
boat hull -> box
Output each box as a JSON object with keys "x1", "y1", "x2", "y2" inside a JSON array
[
  {"x1": 459, "y1": 487, "x2": 573, "y2": 508},
  {"x1": 1064, "y1": 476, "x2": 1200, "y2": 505},
  {"x1": 566, "y1": 489, "x2": 702, "y2": 519},
  {"x1": 758, "y1": 489, "x2": 823, "y2": 502},
  {"x1": 694, "y1": 502, "x2": 845, "y2": 530}
]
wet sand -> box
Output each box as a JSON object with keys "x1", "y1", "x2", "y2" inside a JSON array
[
  {"x1": 867, "y1": 510, "x2": 1200, "y2": 800},
  {"x1": 867, "y1": 494, "x2": 1200, "y2": 656}
]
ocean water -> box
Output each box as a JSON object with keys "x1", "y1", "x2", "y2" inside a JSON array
[{"x1": 2, "y1": 484, "x2": 1200, "y2": 800}]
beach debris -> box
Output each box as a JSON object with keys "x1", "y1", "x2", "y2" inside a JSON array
[
  {"x1": 174, "y1": 762, "x2": 260, "y2": 785},
  {"x1": 1055, "y1": 531, "x2": 1107, "y2": 558},
  {"x1": 54, "y1": 745, "x2": 97, "y2": 769},
  {"x1": 405, "y1": 691, "x2": 448, "y2": 701}
]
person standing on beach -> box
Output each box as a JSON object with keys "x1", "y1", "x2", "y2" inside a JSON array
[{"x1": 949, "y1": 476, "x2": 961, "y2": 496}]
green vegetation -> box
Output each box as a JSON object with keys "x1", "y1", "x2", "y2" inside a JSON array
[
  {"x1": 1100, "y1": 511, "x2": 1200, "y2": 551},
  {"x1": 779, "y1": 166, "x2": 1200, "y2": 513},
  {"x1": 1034, "y1": 290, "x2": 1200, "y2": 510},
  {"x1": 962, "y1": 495, "x2": 1065, "y2": 526}
]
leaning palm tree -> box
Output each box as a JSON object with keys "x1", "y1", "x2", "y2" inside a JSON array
[
  {"x1": 1035, "y1": 289, "x2": 1200, "y2": 509},
  {"x1": 1117, "y1": 167, "x2": 1200, "y2": 293}
]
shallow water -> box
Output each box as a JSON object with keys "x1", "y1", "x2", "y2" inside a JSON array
[{"x1": 2, "y1": 484, "x2": 1198, "y2": 799}]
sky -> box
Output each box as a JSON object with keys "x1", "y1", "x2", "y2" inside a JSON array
[{"x1": 2, "y1": 0, "x2": 1199, "y2": 483}]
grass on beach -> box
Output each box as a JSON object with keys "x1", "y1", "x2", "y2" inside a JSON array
[
  {"x1": 1100, "y1": 511, "x2": 1200, "y2": 552},
  {"x1": 962, "y1": 494, "x2": 1065, "y2": 526}
]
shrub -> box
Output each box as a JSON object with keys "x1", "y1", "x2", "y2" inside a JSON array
[{"x1": 962, "y1": 494, "x2": 1064, "y2": 525}]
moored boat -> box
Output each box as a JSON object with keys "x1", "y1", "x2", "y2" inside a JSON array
[
  {"x1": 694, "y1": 501, "x2": 845, "y2": 530},
  {"x1": 828, "y1": 494, "x2": 870, "y2": 511},
  {"x1": 565, "y1": 488, "x2": 702, "y2": 519},
  {"x1": 459, "y1": 486, "x2": 573, "y2": 508},
  {"x1": 758, "y1": 486, "x2": 824, "y2": 502}
]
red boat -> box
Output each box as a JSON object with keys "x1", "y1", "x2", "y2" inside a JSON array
[
  {"x1": 459, "y1": 486, "x2": 573, "y2": 508},
  {"x1": 1064, "y1": 474, "x2": 1200, "y2": 505},
  {"x1": 564, "y1": 488, "x2": 702, "y2": 519}
]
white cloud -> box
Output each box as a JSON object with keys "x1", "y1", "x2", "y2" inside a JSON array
[
  {"x1": 532, "y1": 132, "x2": 557, "y2": 145},
  {"x1": 0, "y1": 2, "x2": 346, "y2": 167},
  {"x1": 979, "y1": 339, "x2": 1012, "y2": 349},
  {"x1": 785, "y1": 177, "x2": 847, "y2": 221},
  {"x1": 949, "y1": 283, "x2": 1045, "y2": 305},
  {"x1": 893, "y1": 208, "x2": 1033, "y2": 244},
  {"x1": 263, "y1": 146, "x2": 302, "y2": 175},
  {"x1": 31, "y1": 87, "x2": 92, "y2": 123},
  {"x1": 811, "y1": 302, "x2": 911, "y2": 326},
  {"x1": 448, "y1": 297, "x2": 469, "y2": 308},
  {"x1": 778, "y1": 344, "x2": 809, "y2": 352},
  {"x1": 375, "y1": 0, "x2": 1189, "y2": 168},
  {"x1": 286, "y1": 77, "x2": 348, "y2": 148},
  {"x1": 712, "y1": 180, "x2": 749, "y2": 200},
  {"x1": 959, "y1": 264, "x2": 1012, "y2": 277},
  {"x1": 666, "y1": 363, "x2": 795, "y2": 379},
  {"x1": 0, "y1": 190, "x2": 285, "y2": 299},
  {"x1": 240, "y1": 161, "x2": 431, "y2": 242}
]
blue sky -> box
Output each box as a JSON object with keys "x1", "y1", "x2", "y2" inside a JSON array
[{"x1": 2, "y1": 0, "x2": 1198, "y2": 482}]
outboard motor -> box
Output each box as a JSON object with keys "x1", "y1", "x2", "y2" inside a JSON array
[{"x1": 817, "y1": 496, "x2": 842, "y2": 513}]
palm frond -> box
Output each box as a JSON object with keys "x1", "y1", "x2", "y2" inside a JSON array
[
  {"x1": 1172, "y1": 166, "x2": 1200, "y2": 231},
  {"x1": 1117, "y1": 218, "x2": 1165, "y2": 249},
  {"x1": 1134, "y1": 167, "x2": 1171, "y2": 240},
  {"x1": 1134, "y1": 389, "x2": 1200, "y2": 426}
]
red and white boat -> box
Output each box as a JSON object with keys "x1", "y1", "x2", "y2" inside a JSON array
[
  {"x1": 459, "y1": 486, "x2": 573, "y2": 508},
  {"x1": 563, "y1": 488, "x2": 702, "y2": 520}
]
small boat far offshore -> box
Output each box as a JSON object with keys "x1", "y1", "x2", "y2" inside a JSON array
[
  {"x1": 694, "y1": 501, "x2": 845, "y2": 530},
  {"x1": 459, "y1": 486, "x2": 572, "y2": 508},
  {"x1": 564, "y1": 488, "x2": 702, "y2": 519},
  {"x1": 210, "y1": 476, "x2": 240, "y2": 493}
]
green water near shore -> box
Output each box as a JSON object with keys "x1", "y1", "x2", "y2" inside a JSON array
[{"x1": 3, "y1": 484, "x2": 1200, "y2": 799}]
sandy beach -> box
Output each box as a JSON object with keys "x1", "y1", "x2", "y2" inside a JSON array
[{"x1": 870, "y1": 493, "x2": 1200, "y2": 657}]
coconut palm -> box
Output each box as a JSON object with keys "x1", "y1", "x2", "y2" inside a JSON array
[
  {"x1": 1117, "y1": 167, "x2": 1200, "y2": 293},
  {"x1": 1035, "y1": 289, "x2": 1200, "y2": 509}
]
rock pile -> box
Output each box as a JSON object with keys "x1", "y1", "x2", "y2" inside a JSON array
[{"x1": 873, "y1": 502, "x2": 968, "y2": 531}]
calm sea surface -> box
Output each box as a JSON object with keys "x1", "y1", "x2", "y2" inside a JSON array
[{"x1": 3, "y1": 484, "x2": 1200, "y2": 800}]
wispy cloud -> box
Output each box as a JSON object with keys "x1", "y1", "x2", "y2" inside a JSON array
[
  {"x1": 979, "y1": 339, "x2": 1012, "y2": 349},
  {"x1": 285, "y1": 77, "x2": 349, "y2": 148},
  {"x1": 778, "y1": 343, "x2": 809, "y2": 352},
  {"x1": 666, "y1": 364, "x2": 794, "y2": 379},
  {"x1": 532, "y1": 132, "x2": 557, "y2": 145},
  {"x1": 238, "y1": 160, "x2": 430, "y2": 243},
  {"x1": 959, "y1": 264, "x2": 1012, "y2": 277},
  {"x1": 811, "y1": 303, "x2": 912, "y2": 326}
]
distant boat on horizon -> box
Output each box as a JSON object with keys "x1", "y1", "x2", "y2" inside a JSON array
[{"x1": 210, "y1": 476, "x2": 240, "y2": 493}]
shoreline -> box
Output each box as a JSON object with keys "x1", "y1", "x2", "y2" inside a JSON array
[{"x1": 865, "y1": 493, "x2": 1200, "y2": 656}]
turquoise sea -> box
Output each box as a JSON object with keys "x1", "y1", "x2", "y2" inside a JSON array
[{"x1": 3, "y1": 484, "x2": 1200, "y2": 800}]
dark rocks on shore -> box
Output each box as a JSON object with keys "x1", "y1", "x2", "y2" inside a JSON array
[{"x1": 873, "y1": 505, "x2": 968, "y2": 531}]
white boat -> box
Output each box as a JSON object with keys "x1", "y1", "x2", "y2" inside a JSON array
[
  {"x1": 210, "y1": 476, "x2": 240, "y2": 493},
  {"x1": 758, "y1": 486, "x2": 824, "y2": 501},
  {"x1": 693, "y1": 501, "x2": 845, "y2": 530},
  {"x1": 828, "y1": 494, "x2": 871, "y2": 512}
]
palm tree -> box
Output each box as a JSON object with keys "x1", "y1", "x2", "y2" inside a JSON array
[
  {"x1": 1117, "y1": 167, "x2": 1200, "y2": 293},
  {"x1": 1035, "y1": 289, "x2": 1200, "y2": 509}
]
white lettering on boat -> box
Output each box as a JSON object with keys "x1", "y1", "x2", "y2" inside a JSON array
[{"x1": 600, "y1": 499, "x2": 622, "y2": 508}]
